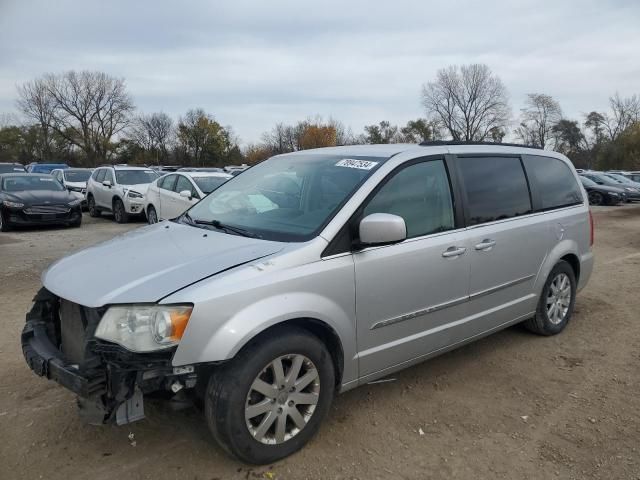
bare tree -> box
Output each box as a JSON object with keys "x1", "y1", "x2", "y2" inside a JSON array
[
  {"x1": 421, "y1": 64, "x2": 510, "y2": 141},
  {"x1": 514, "y1": 93, "x2": 563, "y2": 149},
  {"x1": 129, "y1": 112, "x2": 174, "y2": 163},
  {"x1": 16, "y1": 78, "x2": 56, "y2": 159},
  {"x1": 601, "y1": 93, "x2": 640, "y2": 142},
  {"x1": 17, "y1": 71, "x2": 134, "y2": 165}
]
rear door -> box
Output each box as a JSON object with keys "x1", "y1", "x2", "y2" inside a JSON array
[
  {"x1": 456, "y1": 155, "x2": 549, "y2": 332},
  {"x1": 354, "y1": 157, "x2": 471, "y2": 378},
  {"x1": 155, "y1": 174, "x2": 176, "y2": 220}
]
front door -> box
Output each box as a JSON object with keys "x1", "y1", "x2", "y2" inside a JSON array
[{"x1": 354, "y1": 158, "x2": 470, "y2": 378}]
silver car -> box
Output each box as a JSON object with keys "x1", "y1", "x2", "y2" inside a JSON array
[{"x1": 22, "y1": 143, "x2": 594, "y2": 463}]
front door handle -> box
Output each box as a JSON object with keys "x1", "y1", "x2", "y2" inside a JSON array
[
  {"x1": 475, "y1": 239, "x2": 497, "y2": 251},
  {"x1": 442, "y1": 246, "x2": 467, "y2": 258}
]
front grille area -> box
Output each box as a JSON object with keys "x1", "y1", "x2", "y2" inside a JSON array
[
  {"x1": 24, "y1": 205, "x2": 71, "y2": 214},
  {"x1": 59, "y1": 299, "x2": 88, "y2": 365}
]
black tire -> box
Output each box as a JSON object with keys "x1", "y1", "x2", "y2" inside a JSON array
[
  {"x1": 588, "y1": 191, "x2": 604, "y2": 206},
  {"x1": 87, "y1": 195, "x2": 100, "y2": 218},
  {"x1": 69, "y1": 216, "x2": 82, "y2": 228},
  {"x1": 147, "y1": 205, "x2": 158, "y2": 224},
  {"x1": 0, "y1": 209, "x2": 11, "y2": 232},
  {"x1": 524, "y1": 260, "x2": 577, "y2": 336},
  {"x1": 205, "y1": 326, "x2": 335, "y2": 464},
  {"x1": 113, "y1": 198, "x2": 129, "y2": 223}
]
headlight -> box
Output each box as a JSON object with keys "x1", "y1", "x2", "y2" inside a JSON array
[
  {"x1": 68, "y1": 199, "x2": 83, "y2": 207},
  {"x1": 2, "y1": 200, "x2": 24, "y2": 208},
  {"x1": 624, "y1": 187, "x2": 637, "y2": 192},
  {"x1": 127, "y1": 190, "x2": 143, "y2": 199},
  {"x1": 95, "y1": 305, "x2": 193, "y2": 352},
  {"x1": 67, "y1": 186, "x2": 84, "y2": 193}
]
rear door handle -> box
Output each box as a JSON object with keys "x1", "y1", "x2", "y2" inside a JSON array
[
  {"x1": 474, "y1": 239, "x2": 497, "y2": 251},
  {"x1": 442, "y1": 246, "x2": 467, "y2": 258}
]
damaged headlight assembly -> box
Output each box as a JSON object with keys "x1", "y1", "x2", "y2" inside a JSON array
[{"x1": 95, "y1": 304, "x2": 193, "y2": 352}]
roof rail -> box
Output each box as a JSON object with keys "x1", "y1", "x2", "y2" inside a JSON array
[{"x1": 419, "y1": 140, "x2": 542, "y2": 149}]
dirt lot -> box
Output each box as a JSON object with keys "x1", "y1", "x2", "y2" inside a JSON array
[{"x1": 1, "y1": 206, "x2": 639, "y2": 480}]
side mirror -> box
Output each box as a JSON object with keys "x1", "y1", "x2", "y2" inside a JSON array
[
  {"x1": 358, "y1": 213, "x2": 407, "y2": 246},
  {"x1": 102, "y1": 180, "x2": 112, "y2": 187},
  {"x1": 179, "y1": 190, "x2": 192, "y2": 200}
]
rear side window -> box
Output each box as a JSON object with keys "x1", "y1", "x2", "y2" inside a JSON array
[
  {"x1": 458, "y1": 156, "x2": 532, "y2": 225},
  {"x1": 363, "y1": 160, "x2": 455, "y2": 238},
  {"x1": 159, "y1": 174, "x2": 176, "y2": 191},
  {"x1": 523, "y1": 155, "x2": 583, "y2": 210},
  {"x1": 94, "y1": 169, "x2": 106, "y2": 183}
]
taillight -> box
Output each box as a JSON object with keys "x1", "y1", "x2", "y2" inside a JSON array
[{"x1": 588, "y1": 209, "x2": 594, "y2": 247}]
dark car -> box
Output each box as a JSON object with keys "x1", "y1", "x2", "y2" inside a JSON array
[
  {"x1": 0, "y1": 162, "x2": 27, "y2": 173},
  {"x1": 579, "y1": 172, "x2": 640, "y2": 202},
  {"x1": 579, "y1": 176, "x2": 625, "y2": 205},
  {"x1": 27, "y1": 163, "x2": 69, "y2": 174},
  {"x1": 0, "y1": 174, "x2": 82, "y2": 231}
]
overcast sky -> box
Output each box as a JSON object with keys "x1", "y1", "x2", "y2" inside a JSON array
[{"x1": 0, "y1": 0, "x2": 639, "y2": 144}]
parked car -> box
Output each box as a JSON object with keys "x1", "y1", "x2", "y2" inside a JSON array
[
  {"x1": 27, "y1": 163, "x2": 69, "y2": 174},
  {"x1": 51, "y1": 168, "x2": 93, "y2": 209},
  {"x1": 579, "y1": 176, "x2": 625, "y2": 205},
  {"x1": 0, "y1": 162, "x2": 27, "y2": 173},
  {"x1": 0, "y1": 173, "x2": 82, "y2": 231},
  {"x1": 144, "y1": 171, "x2": 232, "y2": 223},
  {"x1": 579, "y1": 172, "x2": 640, "y2": 201},
  {"x1": 21, "y1": 143, "x2": 593, "y2": 464},
  {"x1": 624, "y1": 171, "x2": 640, "y2": 183},
  {"x1": 602, "y1": 172, "x2": 640, "y2": 190},
  {"x1": 177, "y1": 167, "x2": 224, "y2": 172},
  {"x1": 86, "y1": 165, "x2": 159, "y2": 223},
  {"x1": 224, "y1": 164, "x2": 249, "y2": 175}
]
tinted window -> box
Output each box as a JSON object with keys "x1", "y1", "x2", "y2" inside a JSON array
[
  {"x1": 64, "y1": 169, "x2": 91, "y2": 183},
  {"x1": 115, "y1": 169, "x2": 158, "y2": 185},
  {"x1": 158, "y1": 174, "x2": 176, "y2": 191},
  {"x1": 94, "y1": 169, "x2": 106, "y2": 183},
  {"x1": 0, "y1": 164, "x2": 26, "y2": 173},
  {"x1": 363, "y1": 160, "x2": 454, "y2": 238},
  {"x1": 458, "y1": 156, "x2": 531, "y2": 225},
  {"x1": 523, "y1": 156, "x2": 583, "y2": 210},
  {"x1": 174, "y1": 175, "x2": 194, "y2": 195}
]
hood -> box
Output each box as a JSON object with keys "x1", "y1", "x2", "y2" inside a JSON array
[
  {"x1": 122, "y1": 183, "x2": 150, "y2": 195},
  {"x1": 592, "y1": 184, "x2": 626, "y2": 194},
  {"x1": 6, "y1": 189, "x2": 75, "y2": 205},
  {"x1": 42, "y1": 222, "x2": 284, "y2": 307}
]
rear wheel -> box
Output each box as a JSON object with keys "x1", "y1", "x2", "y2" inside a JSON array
[
  {"x1": 588, "y1": 191, "x2": 604, "y2": 206},
  {"x1": 147, "y1": 205, "x2": 158, "y2": 224},
  {"x1": 524, "y1": 260, "x2": 576, "y2": 336},
  {"x1": 205, "y1": 327, "x2": 335, "y2": 464},
  {"x1": 113, "y1": 198, "x2": 129, "y2": 223},
  {"x1": 88, "y1": 195, "x2": 100, "y2": 217}
]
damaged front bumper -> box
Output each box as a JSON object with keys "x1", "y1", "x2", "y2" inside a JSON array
[{"x1": 21, "y1": 288, "x2": 198, "y2": 425}]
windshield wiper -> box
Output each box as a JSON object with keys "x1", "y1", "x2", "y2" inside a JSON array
[{"x1": 193, "y1": 218, "x2": 262, "y2": 239}]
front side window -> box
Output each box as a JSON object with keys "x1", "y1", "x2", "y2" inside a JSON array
[
  {"x1": 523, "y1": 156, "x2": 583, "y2": 210},
  {"x1": 115, "y1": 169, "x2": 158, "y2": 185},
  {"x1": 187, "y1": 154, "x2": 385, "y2": 241},
  {"x1": 458, "y1": 156, "x2": 532, "y2": 225},
  {"x1": 363, "y1": 160, "x2": 455, "y2": 238},
  {"x1": 174, "y1": 175, "x2": 195, "y2": 196}
]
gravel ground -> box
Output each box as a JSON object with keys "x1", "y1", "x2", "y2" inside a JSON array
[{"x1": 1, "y1": 206, "x2": 639, "y2": 480}]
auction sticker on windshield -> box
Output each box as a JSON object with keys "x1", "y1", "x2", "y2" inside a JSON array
[{"x1": 335, "y1": 159, "x2": 379, "y2": 170}]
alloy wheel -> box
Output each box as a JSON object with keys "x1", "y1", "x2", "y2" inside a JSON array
[
  {"x1": 546, "y1": 273, "x2": 571, "y2": 325},
  {"x1": 588, "y1": 191, "x2": 603, "y2": 206},
  {"x1": 245, "y1": 354, "x2": 320, "y2": 445}
]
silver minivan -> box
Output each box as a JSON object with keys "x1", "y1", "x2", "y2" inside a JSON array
[{"x1": 22, "y1": 142, "x2": 594, "y2": 463}]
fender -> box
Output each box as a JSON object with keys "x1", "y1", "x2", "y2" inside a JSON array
[{"x1": 534, "y1": 238, "x2": 580, "y2": 296}]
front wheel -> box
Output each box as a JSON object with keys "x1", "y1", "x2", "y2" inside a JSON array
[
  {"x1": 205, "y1": 327, "x2": 335, "y2": 464},
  {"x1": 588, "y1": 191, "x2": 603, "y2": 206},
  {"x1": 147, "y1": 205, "x2": 158, "y2": 224},
  {"x1": 0, "y1": 210, "x2": 11, "y2": 232},
  {"x1": 113, "y1": 199, "x2": 129, "y2": 223},
  {"x1": 524, "y1": 260, "x2": 576, "y2": 336},
  {"x1": 87, "y1": 195, "x2": 100, "y2": 217}
]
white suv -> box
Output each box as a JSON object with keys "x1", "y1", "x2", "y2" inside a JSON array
[{"x1": 86, "y1": 165, "x2": 158, "y2": 223}]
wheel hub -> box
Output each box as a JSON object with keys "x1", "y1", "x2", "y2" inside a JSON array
[{"x1": 546, "y1": 273, "x2": 571, "y2": 325}]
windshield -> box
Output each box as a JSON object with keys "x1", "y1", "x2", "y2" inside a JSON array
[
  {"x1": 187, "y1": 154, "x2": 385, "y2": 241},
  {"x1": 115, "y1": 169, "x2": 158, "y2": 185},
  {"x1": 192, "y1": 176, "x2": 230, "y2": 194},
  {"x1": 64, "y1": 169, "x2": 92, "y2": 183},
  {"x1": 605, "y1": 173, "x2": 633, "y2": 184},
  {"x1": 0, "y1": 164, "x2": 26, "y2": 173},
  {"x1": 2, "y1": 175, "x2": 65, "y2": 192},
  {"x1": 588, "y1": 173, "x2": 620, "y2": 184},
  {"x1": 580, "y1": 176, "x2": 597, "y2": 187}
]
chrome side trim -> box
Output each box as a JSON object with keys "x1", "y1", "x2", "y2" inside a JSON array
[
  {"x1": 468, "y1": 274, "x2": 535, "y2": 300},
  {"x1": 370, "y1": 274, "x2": 535, "y2": 330},
  {"x1": 370, "y1": 295, "x2": 468, "y2": 330}
]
